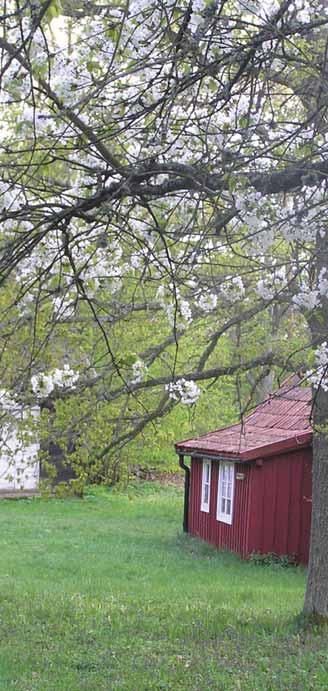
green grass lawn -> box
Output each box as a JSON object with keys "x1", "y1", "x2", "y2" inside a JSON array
[{"x1": 0, "y1": 484, "x2": 327, "y2": 690}]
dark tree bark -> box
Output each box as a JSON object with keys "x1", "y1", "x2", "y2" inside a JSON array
[
  {"x1": 304, "y1": 230, "x2": 328, "y2": 619},
  {"x1": 304, "y1": 387, "x2": 328, "y2": 620}
]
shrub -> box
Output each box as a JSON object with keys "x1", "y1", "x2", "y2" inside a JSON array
[{"x1": 249, "y1": 551, "x2": 297, "y2": 568}]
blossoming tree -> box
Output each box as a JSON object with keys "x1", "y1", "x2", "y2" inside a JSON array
[{"x1": 1, "y1": 0, "x2": 328, "y2": 617}]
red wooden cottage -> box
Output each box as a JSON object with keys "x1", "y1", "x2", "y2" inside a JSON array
[{"x1": 175, "y1": 377, "x2": 313, "y2": 563}]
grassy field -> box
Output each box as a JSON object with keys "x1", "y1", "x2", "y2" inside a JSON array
[{"x1": 0, "y1": 484, "x2": 327, "y2": 690}]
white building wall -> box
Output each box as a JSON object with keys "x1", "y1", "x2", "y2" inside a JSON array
[{"x1": 0, "y1": 405, "x2": 40, "y2": 491}]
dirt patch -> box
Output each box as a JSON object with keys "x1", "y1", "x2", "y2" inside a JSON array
[
  {"x1": 132, "y1": 468, "x2": 184, "y2": 486},
  {"x1": 154, "y1": 471, "x2": 184, "y2": 486}
]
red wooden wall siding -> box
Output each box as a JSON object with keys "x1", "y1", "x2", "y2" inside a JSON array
[
  {"x1": 247, "y1": 448, "x2": 312, "y2": 563},
  {"x1": 189, "y1": 449, "x2": 312, "y2": 563},
  {"x1": 189, "y1": 458, "x2": 252, "y2": 557}
]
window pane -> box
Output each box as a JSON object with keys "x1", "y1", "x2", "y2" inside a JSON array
[
  {"x1": 205, "y1": 464, "x2": 209, "y2": 482},
  {"x1": 217, "y1": 464, "x2": 234, "y2": 521},
  {"x1": 204, "y1": 484, "x2": 209, "y2": 504}
]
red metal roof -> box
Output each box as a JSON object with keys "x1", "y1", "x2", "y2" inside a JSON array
[{"x1": 175, "y1": 376, "x2": 312, "y2": 462}]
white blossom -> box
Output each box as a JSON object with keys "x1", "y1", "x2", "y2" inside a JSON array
[
  {"x1": 198, "y1": 293, "x2": 218, "y2": 312},
  {"x1": 130, "y1": 253, "x2": 142, "y2": 269},
  {"x1": 31, "y1": 374, "x2": 55, "y2": 398},
  {"x1": 31, "y1": 365, "x2": 79, "y2": 398},
  {"x1": 180, "y1": 300, "x2": 193, "y2": 324},
  {"x1": 318, "y1": 268, "x2": 328, "y2": 297},
  {"x1": 0, "y1": 390, "x2": 18, "y2": 413},
  {"x1": 166, "y1": 379, "x2": 201, "y2": 405},
  {"x1": 256, "y1": 279, "x2": 274, "y2": 301},
  {"x1": 156, "y1": 285, "x2": 166, "y2": 306},
  {"x1": 293, "y1": 286, "x2": 319, "y2": 310},
  {"x1": 52, "y1": 365, "x2": 79, "y2": 389},
  {"x1": 189, "y1": 0, "x2": 206, "y2": 31},
  {"x1": 307, "y1": 342, "x2": 328, "y2": 391},
  {"x1": 220, "y1": 276, "x2": 245, "y2": 302},
  {"x1": 53, "y1": 295, "x2": 76, "y2": 320},
  {"x1": 131, "y1": 359, "x2": 147, "y2": 384}
]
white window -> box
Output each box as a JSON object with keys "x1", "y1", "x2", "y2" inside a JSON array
[
  {"x1": 217, "y1": 462, "x2": 235, "y2": 525},
  {"x1": 201, "y1": 460, "x2": 211, "y2": 512}
]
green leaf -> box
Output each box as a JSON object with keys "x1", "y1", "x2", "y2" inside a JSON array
[
  {"x1": 122, "y1": 354, "x2": 138, "y2": 367},
  {"x1": 44, "y1": 0, "x2": 63, "y2": 22},
  {"x1": 86, "y1": 61, "x2": 100, "y2": 74}
]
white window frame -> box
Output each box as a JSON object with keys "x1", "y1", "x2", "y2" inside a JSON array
[
  {"x1": 217, "y1": 462, "x2": 235, "y2": 525},
  {"x1": 201, "y1": 460, "x2": 211, "y2": 513}
]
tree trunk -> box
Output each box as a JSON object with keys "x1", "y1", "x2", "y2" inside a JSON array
[
  {"x1": 303, "y1": 388, "x2": 328, "y2": 619},
  {"x1": 303, "y1": 226, "x2": 328, "y2": 620}
]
